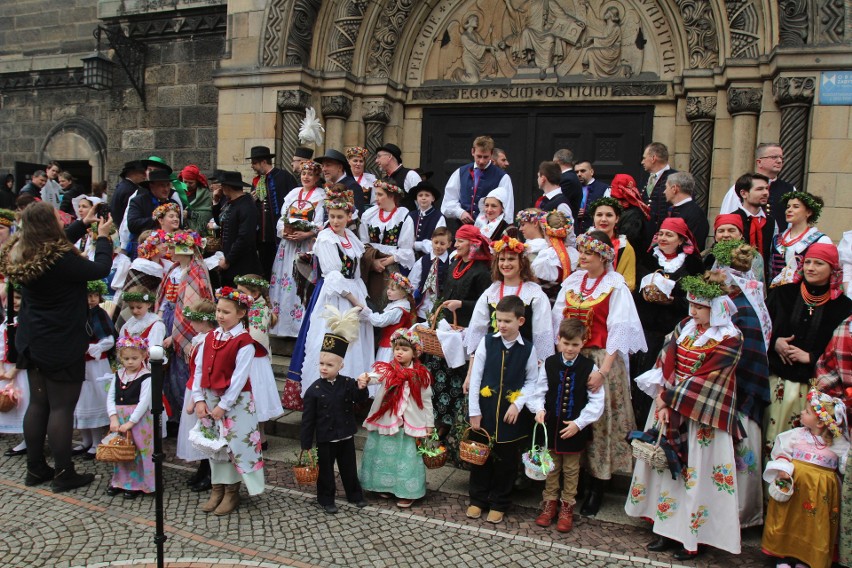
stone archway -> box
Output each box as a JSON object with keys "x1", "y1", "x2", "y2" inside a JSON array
[{"x1": 40, "y1": 117, "x2": 108, "y2": 183}]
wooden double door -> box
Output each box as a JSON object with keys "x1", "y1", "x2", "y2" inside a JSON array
[{"x1": 420, "y1": 105, "x2": 654, "y2": 209}]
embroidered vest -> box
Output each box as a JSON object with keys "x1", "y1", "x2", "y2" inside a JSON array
[
  {"x1": 367, "y1": 219, "x2": 403, "y2": 246},
  {"x1": 416, "y1": 255, "x2": 448, "y2": 298},
  {"x1": 560, "y1": 289, "x2": 612, "y2": 350},
  {"x1": 113, "y1": 372, "x2": 151, "y2": 406},
  {"x1": 457, "y1": 163, "x2": 506, "y2": 218},
  {"x1": 674, "y1": 339, "x2": 718, "y2": 384},
  {"x1": 378, "y1": 310, "x2": 412, "y2": 347},
  {"x1": 479, "y1": 334, "x2": 534, "y2": 443},
  {"x1": 338, "y1": 247, "x2": 357, "y2": 279},
  {"x1": 200, "y1": 332, "x2": 255, "y2": 393},
  {"x1": 408, "y1": 208, "x2": 442, "y2": 244},
  {"x1": 543, "y1": 354, "x2": 593, "y2": 453},
  {"x1": 769, "y1": 230, "x2": 826, "y2": 281}
]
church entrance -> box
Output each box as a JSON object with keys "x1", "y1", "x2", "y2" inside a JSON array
[{"x1": 420, "y1": 105, "x2": 654, "y2": 207}]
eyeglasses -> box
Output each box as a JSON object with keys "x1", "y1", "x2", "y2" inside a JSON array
[{"x1": 760, "y1": 155, "x2": 784, "y2": 161}]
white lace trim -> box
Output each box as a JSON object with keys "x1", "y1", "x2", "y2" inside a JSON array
[
  {"x1": 651, "y1": 248, "x2": 686, "y2": 273},
  {"x1": 606, "y1": 321, "x2": 647, "y2": 355}
]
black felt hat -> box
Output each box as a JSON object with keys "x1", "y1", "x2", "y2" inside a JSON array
[
  {"x1": 320, "y1": 333, "x2": 350, "y2": 358},
  {"x1": 315, "y1": 149, "x2": 352, "y2": 177},
  {"x1": 411, "y1": 180, "x2": 441, "y2": 202},
  {"x1": 120, "y1": 160, "x2": 147, "y2": 178},
  {"x1": 294, "y1": 147, "x2": 314, "y2": 159},
  {"x1": 139, "y1": 168, "x2": 173, "y2": 188},
  {"x1": 247, "y1": 146, "x2": 275, "y2": 160},
  {"x1": 218, "y1": 170, "x2": 252, "y2": 189},
  {"x1": 377, "y1": 143, "x2": 402, "y2": 164}
]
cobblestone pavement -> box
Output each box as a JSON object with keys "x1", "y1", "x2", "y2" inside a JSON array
[{"x1": 0, "y1": 437, "x2": 772, "y2": 568}]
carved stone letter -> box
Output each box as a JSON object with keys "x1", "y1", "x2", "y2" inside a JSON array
[
  {"x1": 773, "y1": 76, "x2": 815, "y2": 191},
  {"x1": 685, "y1": 95, "x2": 717, "y2": 212}
]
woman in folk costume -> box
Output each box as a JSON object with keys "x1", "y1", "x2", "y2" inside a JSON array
[
  {"x1": 70, "y1": 195, "x2": 105, "y2": 258},
  {"x1": 179, "y1": 165, "x2": 213, "y2": 234},
  {"x1": 588, "y1": 197, "x2": 637, "y2": 291},
  {"x1": 114, "y1": 230, "x2": 171, "y2": 330},
  {"x1": 764, "y1": 243, "x2": 852, "y2": 452},
  {"x1": 531, "y1": 210, "x2": 579, "y2": 298},
  {"x1": 359, "y1": 179, "x2": 414, "y2": 308},
  {"x1": 296, "y1": 188, "x2": 373, "y2": 397},
  {"x1": 769, "y1": 192, "x2": 831, "y2": 287},
  {"x1": 465, "y1": 234, "x2": 555, "y2": 362},
  {"x1": 346, "y1": 146, "x2": 376, "y2": 207},
  {"x1": 627, "y1": 272, "x2": 744, "y2": 560},
  {"x1": 605, "y1": 173, "x2": 650, "y2": 253},
  {"x1": 159, "y1": 231, "x2": 214, "y2": 429},
  {"x1": 473, "y1": 186, "x2": 510, "y2": 242},
  {"x1": 0, "y1": 285, "x2": 28, "y2": 457},
  {"x1": 703, "y1": 214, "x2": 765, "y2": 284},
  {"x1": 631, "y1": 218, "x2": 704, "y2": 426},
  {"x1": 191, "y1": 287, "x2": 266, "y2": 516},
  {"x1": 152, "y1": 202, "x2": 181, "y2": 234},
  {"x1": 552, "y1": 230, "x2": 646, "y2": 516},
  {"x1": 762, "y1": 388, "x2": 850, "y2": 568},
  {"x1": 269, "y1": 160, "x2": 325, "y2": 337},
  {"x1": 516, "y1": 208, "x2": 548, "y2": 263}
]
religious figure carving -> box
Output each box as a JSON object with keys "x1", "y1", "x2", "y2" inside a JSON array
[
  {"x1": 446, "y1": 14, "x2": 499, "y2": 83},
  {"x1": 579, "y1": 1, "x2": 642, "y2": 78}
]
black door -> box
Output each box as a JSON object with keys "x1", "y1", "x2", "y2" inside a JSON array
[{"x1": 420, "y1": 106, "x2": 654, "y2": 210}]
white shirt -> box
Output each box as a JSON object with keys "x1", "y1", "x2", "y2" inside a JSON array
[
  {"x1": 119, "y1": 312, "x2": 166, "y2": 347},
  {"x1": 541, "y1": 187, "x2": 575, "y2": 222},
  {"x1": 468, "y1": 333, "x2": 541, "y2": 418},
  {"x1": 190, "y1": 323, "x2": 256, "y2": 412},
  {"x1": 527, "y1": 355, "x2": 605, "y2": 429},
  {"x1": 442, "y1": 162, "x2": 514, "y2": 222},
  {"x1": 408, "y1": 250, "x2": 449, "y2": 319}
]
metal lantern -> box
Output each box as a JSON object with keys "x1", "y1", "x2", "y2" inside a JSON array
[{"x1": 82, "y1": 51, "x2": 114, "y2": 91}]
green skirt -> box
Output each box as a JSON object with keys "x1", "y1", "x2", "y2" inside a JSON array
[{"x1": 359, "y1": 430, "x2": 426, "y2": 499}]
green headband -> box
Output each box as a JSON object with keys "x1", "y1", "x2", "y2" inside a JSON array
[
  {"x1": 181, "y1": 306, "x2": 216, "y2": 322},
  {"x1": 233, "y1": 275, "x2": 269, "y2": 290},
  {"x1": 87, "y1": 280, "x2": 108, "y2": 296},
  {"x1": 781, "y1": 191, "x2": 823, "y2": 224},
  {"x1": 123, "y1": 290, "x2": 155, "y2": 303}
]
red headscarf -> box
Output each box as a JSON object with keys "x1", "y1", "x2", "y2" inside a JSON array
[
  {"x1": 456, "y1": 224, "x2": 492, "y2": 262},
  {"x1": 651, "y1": 217, "x2": 697, "y2": 255},
  {"x1": 713, "y1": 213, "x2": 744, "y2": 234},
  {"x1": 179, "y1": 165, "x2": 208, "y2": 189},
  {"x1": 609, "y1": 174, "x2": 651, "y2": 220},
  {"x1": 801, "y1": 243, "x2": 843, "y2": 299}
]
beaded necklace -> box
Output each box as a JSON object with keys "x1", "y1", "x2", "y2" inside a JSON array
[
  {"x1": 119, "y1": 367, "x2": 144, "y2": 388},
  {"x1": 498, "y1": 280, "x2": 524, "y2": 300},
  {"x1": 578, "y1": 273, "x2": 604, "y2": 299},
  {"x1": 779, "y1": 228, "x2": 808, "y2": 248},
  {"x1": 452, "y1": 258, "x2": 475, "y2": 279},
  {"x1": 336, "y1": 230, "x2": 353, "y2": 249},
  {"x1": 211, "y1": 328, "x2": 236, "y2": 351},
  {"x1": 800, "y1": 282, "x2": 830, "y2": 316},
  {"x1": 378, "y1": 207, "x2": 398, "y2": 223},
  {"x1": 298, "y1": 186, "x2": 317, "y2": 202}
]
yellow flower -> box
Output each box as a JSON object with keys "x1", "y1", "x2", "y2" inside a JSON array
[
  {"x1": 506, "y1": 390, "x2": 522, "y2": 404},
  {"x1": 480, "y1": 386, "x2": 493, "y2": 398}
]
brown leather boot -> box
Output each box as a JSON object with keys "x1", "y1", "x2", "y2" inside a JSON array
[
  {"x1": 213, "y1": 483, "x2": 241, "y2": 516},
  {"x1": 200, "y1": 484, "x2": 225, "y2": 513},
  {"x1": 535, "y1": 500, "x2": 558, "y2": 527},
  {"x1": 556, "y1": 500, "x2": 574, "y2": 533}
]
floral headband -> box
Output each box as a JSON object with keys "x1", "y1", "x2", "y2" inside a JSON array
[
  {"x1": 345, "y1": 146, "x2": 369, "y2": 160},
  {"x1": 234, "y1": 275, "x2": 270, "y2": 291},
  {"x1": 575, "y1": 233, "x2": 614, "y2": 263},
  {"x1": 0, "y1": 209, "x2": 15, "y2": 227},
  {"x1": 117, "y1": 335, "x2": 149, "y2": 353},
  {"x1": 588, "y1": 197, "x2": 624, "y2": 216},
  {"x1": 152, "y1": 202, "x2": 180, "y2": 220},
  {"x1": 181, "y1": 306, "x2": 217, "y2": 322},
  {"x1": 542, "y1": 210, "x2": 573, "y2": 240},
  {"x1": 492, "y1": 235, "x2": 526, "y2": 255},
  {"x1": 781, "y1": 191, "x2": 823, "y2": 224},
  {"x1": 515, "y1": 209, "x2": 545, "y2": 225},
  {"x1": 324, "y1": 187, "x2": 355, "y2": 213},
  {"x1": 87, "y1": 280, "x2": 108, "y2": 296},
  {"x1": 388, "y1": 272, "x2": 414, "y2": 295},
  {"x1": 373, "y1": 179, "x2": 404, "y2": 196},
  {"x1": 122, "y1": 290, "x2": 155, "y2": 303},
  {"x1": 300, "y1": 161, "x2": 322, "y2": 176},
  {"x1": 138, "y1": 230, "x2": 170, "y2": 258},
  {"x1": 807, "y1": 388, "x2": 845, "y2": 439},
  {"x1": 169, "y1": 231, "x2": 203, "y2": 248},
  {"x1": 216, "y1": 286, "x2": 254, "y2": 309},
  {"x1": 391, "y1": 328, "x2": 422, "y2": 351}
]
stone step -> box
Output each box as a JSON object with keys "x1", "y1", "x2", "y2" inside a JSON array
[
  {"x1": 270, "y1": 335, "x2": 295, "y2": 357},
  {"x1": 264, "y1": 409, "x2": 369, "y2": 451},
  {"x1": 271, "y1": 354, "x2": 290, "y2": 378}
]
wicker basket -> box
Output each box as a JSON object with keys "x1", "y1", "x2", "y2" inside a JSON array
[
  {"x1": 416, "y1": 301, "x2": 463, "y2": 358},
  {"x1": 95, "y1": 432, "x2": 137, "y2": 463},
  {"x1": 459, "y1": 427, "x2": 492, "y2": 466},
  {"x1": 417, "y1": 433, "x2": 448, "y2": 469},
  {"x1": 641, "y1": 271, "x2": 674, "y2": 305},
  {"x1": 522, "y1": 423, "x2": 555, "y2": 481},
  {"x1": 630, "y1": 427, "x2": 668, "y2": 470},
  {"x1": 292, "y1": 450, "x2": 319, "y2": 485},
  {"x1": 203, "y1": 228, "x2": 221, "y2": 256}
]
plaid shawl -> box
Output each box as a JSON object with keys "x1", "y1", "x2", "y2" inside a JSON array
[
  {"x1": 816, "y1": 316, "x2": 852, "y2": 400},
  {"x1": 88, "y1": 304, "x2": 117, "y2": 343},
  {"x1": 730, "y1": 292, "x2": 771, "y2": 424},
  {"x1": 166, "y1": 259, "x2": 214, "y2": 362}
]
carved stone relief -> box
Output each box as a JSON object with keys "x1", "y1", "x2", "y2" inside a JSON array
[
  {"x1": 685, "y1": 95, "x2": 716, "y2": 212},
  {"x1": 779, "y1": 0, "x2": 809, "y2": 47},
  {"x1": 362, "y1": 100, "x2": 392, "y2": 124},
  {"x1": 322, "y1": 95, "x2": 353, "y2": 119},
  {"x1": 773, "y1": 76, "x2": 815, "y2": 192},
  {"x1": 725, "y1": 0, "x2": 760, "y2": 59},
  {"x1": 818, "y1": 0, "x2": 845, "y2": 43},
  {"x1": 326, "y1": 0, "x2": 369, "y2": 72},
  {"x1": 285, "y1": 0, "x2": 322, "y2": 66},
  {"x1": 726, "y1": 87, "x2": 762, "y2": 115},
  {"x1": 773, "y1": 76, "x2": 816, "y2": 106},
  {"x1": 262, "y1": 0, "x2": 288, "y2": 67},
  {"x1": 367, "y1": 0, "x2": 416, "y2": 79},
  {"x1": 779, "y1": 0, "x2": 845, "y2": 46},
  {"x1": 674, "y1": 0, "x2": 718, "y2": 68},
  {"x1": 685, "y1": 95, "x2": 716, "y2": 121},
  {"x1": 277, "y1": 89, "x2": 312, "y2": 113}
]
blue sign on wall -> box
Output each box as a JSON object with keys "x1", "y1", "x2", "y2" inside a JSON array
[{"x1": 819, "y1": 71, "x2": 852, "y2": 105}]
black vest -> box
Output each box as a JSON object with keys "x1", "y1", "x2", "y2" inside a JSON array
[
  {"x1": 415, "y1": 254, "x2": 448, "y2": 298},
  {"x1": 113, "y1": 372, "x2": 151, "y2": 406},
  {"x1": 388, "y1": 166, "x2": 417, "y2": 211},
  {"x1": 543, "y1": 354, "x2": 594, "y2": 453},
  {"x1": 408, "y1": 207, "x2": 443, "y2": 248},
  {"x1": 479, "y1": 334, "x2": 534, "y2": 443},
  {"x1": 540, "y1": 192, "x2": 569, "y2": 213},
  {"x1": 766, "y1": 179, "x2": 794, "y2": 233}
]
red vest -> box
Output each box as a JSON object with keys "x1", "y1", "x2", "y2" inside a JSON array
[
  {"x1": 378, "y1": 310, "x2": 411, "y2": 348},
  {"x1": 199, "y1": 331, "x2": 267, "y2": 393}
]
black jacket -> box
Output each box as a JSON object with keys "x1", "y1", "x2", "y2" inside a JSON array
[
  {"x1": 645, "y1": 168, "x2": 677, "y2": 245},
  {"x1": 668, "y1": 200, "x2": 710, "y2": 252},
  {"x1": 126, "y1": 188, "x2": 182, "y2": 238},
  {"x1": 214, "y1": 193, "x2": 261, "y2": 283},
  {"x1": 255, "y1": 167, "x2": 298, "y2": 244},
  {"x1": 559, "y1": 170, "x2": 583, "y2": 218},
  {"x1": 110, "y1": 178, "x2": 142, "y2": 228},
  {"x1": 59, "y1": 183, "x2": 86, "y2": 217},
  {"x1": 0, "y1": 188, "x2": 15, "y2": 210},
  {"x1": 301, "y1": 374, "x2": 368, "y2": 448}
]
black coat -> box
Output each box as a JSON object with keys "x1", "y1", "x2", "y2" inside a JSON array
[
  {"x1": 559, "y1": 170, "x2": 583, "y2": 218},
  {"x1": 575, "y1": 179, "x2": 609, "y2": 233},
  {"x1": 0, "y1": 188, "x2": 15, "y2": 210},
  {"x1": 255, "y1": 167, "x2": 298, "y2": 244},
  {"x1": 301, "y1": 375, "x2": 368, "y2": 448},
  {"x1": 59, "y1": 183, "x2": 86, "y2": 217},
  {"x1": 645, "y1": 168, "x2": 677, "y2": 246},
  {"x1": 668, "y1": 200, "x2": 710, "y2": 252},
  {"x1": 126, "y1": 188, "x2": 182, "y2": 238},
  {"x1": 110, "y1": 178, "x2": 141, "y2": 228},
  {"x1": 215, "y1": 192, "x2": 261, "y2": 284}
]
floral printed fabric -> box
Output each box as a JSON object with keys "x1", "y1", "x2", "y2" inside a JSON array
[
  {"x1": 735, "y1": 413, "x2": 764, "y2": 528},
  {"x1": 359, "y1": 430, "x2": 426, "y2": 499},
  {"x1": 110, "y1": 405, "x2": 155, "y2": 493},
  {"x1": 840, "y1": 455, "x2": 852, "y2": 566},
  {"x1": 202, "y1": 390, "x2": 264, "y2": 476}
]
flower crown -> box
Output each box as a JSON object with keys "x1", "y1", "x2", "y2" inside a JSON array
[
  {"x1": 542, "y1": 210, "x2": 573, "y2": 239},
  {"x1": 680, "y1": 275, "x2": 726, "y2": 303},
  {"x1": 345, "y1": 146, "x2": 369, "y2": 159},
  {"x1": 575, "y1": 233, "x2": 614, "y2": 263},
  {"x1": 515, "y1": 209, "x2": 545, "y2": 225},
  {"x1": 117, "y1": 335, "x2": 149, "y2": 353},
  {"x1": 391, "y1": 328, "x2": 422, "y2": 351},
  {"x1": 300, "y1": 161, "x2": 322, "y2": 175},
  {"x1": 216, "y1": 286, "x2": 253, "y2": 308},
  {"x1": 588, "y1": 197, "x2": 623, "y2": 216},
  {"x1": 324, "y1": 186, "x2": 355, "y2": 213},
  {"x1": 781, "y1": 191, "x2": 823, "y2": 224},
  {"x1": 0, "y1": 209, "x2": 15, "y2": 228},
  {"x1": 87, "y1": 280, "x2": 108, "y2": 296},
  {"x1": 373, "y1": 179, "x2": 404, "y2": 196},
  {"x1": 807, "y1": 388, "x2": 844, "y2": 440},
  {"x1": 170, "y1": 231, "x2": 203, "y2": 248},
  {"x1": 181, "y1": 306, "x2": 217, "y2": 322},
  {"x1": 388, "y1": 272, "x2": 414, "y2": 295},
  {"x1": 122, "y1": 290, "x2": 155, "y2": 303},
  {"x1": 492, "y1": 235, "x2": 526, "y2": 255},
  {"x1": 152, "y1": 202, "x2": 180, "y2": 220},
  {"x1": 234, "y1": 275, "x2": 270, "y2": 291},
  {"x1": 146, "y1": 230, "x2": 170, "y2": 246}
]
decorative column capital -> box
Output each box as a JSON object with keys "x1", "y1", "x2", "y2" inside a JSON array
[
  {"x1": 321, "y1": 95, "x2": 352, "y2": 119},
  {"x1": 727, "y1": 87, "x2": 763, "y2": 116},
  {"x1": 277, "y1": 89, "x2": 311, "y2": 113},
  {"x1": 685, "y1": 96, "x2": 717, "y2": 122},
  {"x1": 362, "y1": 99, "x2": 391, "y2": 124},
  {"x1": 773, "y1": 76, "x2": 816, "y2": 107}
]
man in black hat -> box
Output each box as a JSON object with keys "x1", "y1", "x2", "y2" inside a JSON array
[
  {"x1": 110, "y1": 160, "x2": 148, "y2": 228},
  {"x1": 125, "y1": 168, "x2": 184, "y2": 253},
  {"x1": 291, "y1": 147, "x2": 314, "y2": 177},
  {"x1": 407, "y1": 180, "x2": 446, "y2": 258},
  {"x1": 375, "y1": 143, "x2": 421, "y2": 210},
  {"x1": 316, "y1": 149, "x2": 366, "y2": 215},
  {"x1": 247, "y1": 146, "x2": 298, "y2": 279},
  {"x1": 213, "y1": 170, "x2": 262, "y2": 286}
]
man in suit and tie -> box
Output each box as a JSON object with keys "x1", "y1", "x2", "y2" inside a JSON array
[
  {"x1": 641, "y1": 142, "x2": 677, "y2": 245},
  {"x1": 664, "y1": 171, "x2": 710, "y2": 252},
  {"x1": 719, "y1": 143, "x2": 795, "y2": 233},
  {"x1": 573, "y1": 160, "x2": 609, "y2": 234},
  {"x1": 553, "y1": 148, "x2": 583, "y2": 218}
]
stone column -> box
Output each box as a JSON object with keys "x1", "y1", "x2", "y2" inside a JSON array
[
  {"x1": 685, "y1": 95, "x2": 717, "y2": 212},
  {"x1": 773, "y1": 76, "x2": 816, "y2": 191},
  {"x1": 276, "y1": 89, "x2": 311, "y2": 165},
  {"x1": 726, "y1": 87, "x2": 763, "y2": 179},
  {"x1": 321, "y1": 95, "x2": 352, "y2": 151},
  {"x1": 362, "y1": 100, "x2": 391, "y2": 177}
]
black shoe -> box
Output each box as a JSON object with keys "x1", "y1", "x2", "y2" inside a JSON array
[
  {"x1": 81, "y1": 451, "x2": 96, "y2": 461},
  {"x1": 70, "y1": 446, "x2": 91, "y2": 457},
  {"x1": 351, "y1": 499, "x2": 368, "y2": 508},
  {"x1": 261, "y1": 441, "x2": 269, "y2": 451},
  {"x1": 186, "y1": 471, "x2": 202, "y2": 487},
  {"x1": 4, "y1": 447, "x2": 26, "y2": 457},
  {"x1": 123, "y1": 490, "x2": 140, "y2": 500},
  {"x1": 24, "y1": 464, "x2": 55, "y2": 487},
  {"x1": 647, "y1": 536, "x2": 677, "y2": 552},
  {"x1": 673, "y1": 547, "x2": 701, "y2": 561},
  {"x1": 52, "y1": 468, "x2": 95, "y2": 493},
  {"x1": 106, "y1": 486, "x2": 123, "y2": 496},
  {"x1": 579, "y1": 477, "x2": 606, "y2": 517},
  {"x1": 190, "y1": 476, "x2": 212, "y2": 492},
  {"x1": 322, "y1": 504, "x2": 338, "y2": 514}
]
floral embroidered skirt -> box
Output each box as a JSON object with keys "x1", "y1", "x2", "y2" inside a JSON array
[
  {"x1": 735, "y1": 413, "x2": 764, "y2": 528},
  {"x1": 624, "y1": 416, "x2": 741, "y2": 554},
  {"x1": 359, "y1": 430, "x2": 426, "y2": 500},
  {"x1": 269, "y1": 239, "x2": 311, "y2": 338},
  {"x1": 763, "y1": 376, "x2": 809, "y2": 459},
  {"x1": 110, "y1": 405, "x2": 155, "y2": 493},
  {"x1": 762, "y1": 459, "x2": 839, "y2": 568},
  {"x1": 202, "y1": 389, "x2": 265, "y2": 495}
]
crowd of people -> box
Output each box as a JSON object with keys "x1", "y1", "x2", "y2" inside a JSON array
[{"x1": 0, "y1": 136, "x2": 851, "y2": 567}]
